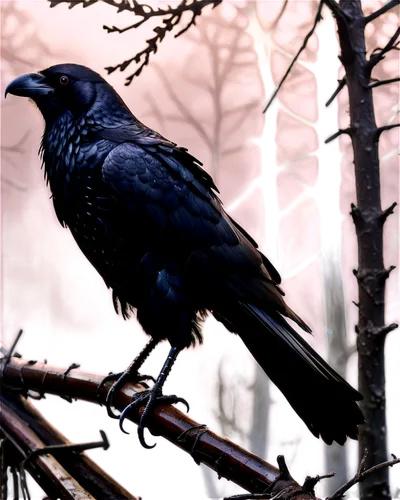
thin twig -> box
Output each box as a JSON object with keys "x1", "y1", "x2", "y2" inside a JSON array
[
  {"x1": 270, "y1": 0, "x2": 289, "y2": 31},
  {"x1": 364, "y1": 0, "x2": 400, "y2": 24},
  {"x1": 376, "y1": 123, "x2": 400, "y2": 137},
  {"x1": 369, "y1": 77, "x2": 400, "y2": 88},
  {"x1": 50, "y1": 0, "x2": 221, "y2": 83},
  {"x1": 264, "y1": 0, "x2": 324, "y2": 113},
  {"x1": 326, "y1": 77, "x2": 347, "y2": 106},
  {"x1": 325, "y1": 128, "x2": 352, "y2": 143},
  {"x1": 368, "y1": 26, "x2": 400, "y2": 68},
  {"x1": 327, "y1": 454, "x2": 400, "y2": 500}
]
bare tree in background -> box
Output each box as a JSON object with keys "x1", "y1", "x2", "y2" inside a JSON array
[
  {"x1": 2, "y1": 0, "x2": 399, "y2": 498},
  {"x1": 145, "y1": 8, "x2": 262, "y2": 181}
]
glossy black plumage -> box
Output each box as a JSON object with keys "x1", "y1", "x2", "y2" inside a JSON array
[{"x1": 6, "y1": 64, "x2": 364, "y2": 445}]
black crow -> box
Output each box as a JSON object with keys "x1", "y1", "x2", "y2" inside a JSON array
[{"x1": 6, "y1": 64, "x2": 364, "y2": 448}]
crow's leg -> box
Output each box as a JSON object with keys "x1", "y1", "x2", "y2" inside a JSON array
[
  {"x1": 119, "y1": 346, "x2": 189, "y2": 448},
  {"x1": 98, "y1": 338, "x2": 159, "y2": 418}
]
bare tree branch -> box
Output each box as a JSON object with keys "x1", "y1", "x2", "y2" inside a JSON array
[
  {"x1": 327, "y1": 453, "x2": 400, "y2": 500},
  {"x1": 326, "y1": 77, "x2": 347, "y2": 107},
  {"x1": 263, "y1": 1, "x2": 324, "y2": 113},
  {"x1": 369, "y1": 77, "x2": 400, "y2": 88},
  {"x1": 364, "y1": 0, "x2": 400, "y2": 24},
  {"x1": 0, "y1": 392, "x2": 138, "y2": 500},
  {"x1": 222, "y1": 145, "x2": 246, "y2": 157},
  {"x1": 368, "y1": 26, "x2": 400, "y2": 69},
  {"x1": 376, "y1": 123, "x2": 400, "y2": 136},
  {"x1": 50, "y1": 0, "x2": 221, "y2": 84},
  {"x1": 152, "y1": 64, "x2": 213, "y2": 151},
  {"x1": 324, "y1": 128, "x2": 352, "y2": 143},
  {"x1": 270, "y1": 0, "x2": 289, "y2": 31}
]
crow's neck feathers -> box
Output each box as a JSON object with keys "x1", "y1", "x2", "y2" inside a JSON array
[{"x1": 41, "y1": 85, "x2": 133, "y2": 192}]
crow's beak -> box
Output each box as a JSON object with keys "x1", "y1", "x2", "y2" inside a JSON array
[{"x1": 5, "y1": 73, "x2": 54, "y2": 99}]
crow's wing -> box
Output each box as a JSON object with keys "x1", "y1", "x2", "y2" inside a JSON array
[{"x1": 101, "y1": 140, "x2": 305, "y2": 327}]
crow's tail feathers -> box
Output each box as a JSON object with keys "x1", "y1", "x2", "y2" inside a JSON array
[{"x1": 216, "y1": 302, "x2": 364, "y2": 445}]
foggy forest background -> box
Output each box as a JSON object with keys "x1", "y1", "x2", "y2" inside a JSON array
[{"x1": 1, "y1": 0, "x2": 399, "y2": 498}]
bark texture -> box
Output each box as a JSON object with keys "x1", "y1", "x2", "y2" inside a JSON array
[{"x1": 335, "y1": 1, "x2": 398, "y2": 498}]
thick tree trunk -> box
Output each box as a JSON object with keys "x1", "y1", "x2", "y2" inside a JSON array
[{"x1": 336, "y1": 1, "x2": 397, "y2": 498}]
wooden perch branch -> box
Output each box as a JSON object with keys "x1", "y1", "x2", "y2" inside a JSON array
[
  {"x1": 0, "y1": 351, "x2": 317, "y2": 499},
  {"x1": 0, "y1": 348, "x2": 348, "y2": 500}
]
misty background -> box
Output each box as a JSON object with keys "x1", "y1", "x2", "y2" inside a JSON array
[{"x1": 1, "y1": 0, "x2": 399, "y2": 498}]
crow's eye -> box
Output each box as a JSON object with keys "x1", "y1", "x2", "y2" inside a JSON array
[{"x1": 60, "y1": 75, "x2": 69, "y2": 86}]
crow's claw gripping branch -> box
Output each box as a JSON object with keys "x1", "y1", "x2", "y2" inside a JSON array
[
  {"x1": 98, "y1": 371, "x2": 156, "y2": 418},
  {"x1": 119, "y1": 387, "x2": 189, "y2": 448},
  {"x1": 97, "y1": 338, "x2": 159, "y2": 416}
]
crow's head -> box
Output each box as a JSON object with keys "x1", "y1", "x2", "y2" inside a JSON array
[{"x1": 5, "y1": 63, "x2": 123, "y2": 123}]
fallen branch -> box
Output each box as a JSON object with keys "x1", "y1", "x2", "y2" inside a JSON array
[
  {"x1": 0, "y1": 387, "x2": 138, "y2": 500},
  {"x1": 1, "y1": 397, "x2": 96, "y2": 499}
]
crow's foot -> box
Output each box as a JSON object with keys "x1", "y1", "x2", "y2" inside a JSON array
[
  {"x1": 119, "y1": 386, "x2": 189, "y2": 448},
  {"x1": 98, "y1": 370, "x2": 155, "y2": 418}
]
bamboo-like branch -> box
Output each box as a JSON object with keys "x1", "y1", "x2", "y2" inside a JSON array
[
  {"x1": 0, "y1": 351, "x2": 316, "y2": 499},
  {"x1": 364, "y1": 0, "x2": 400, "y2": 24}
]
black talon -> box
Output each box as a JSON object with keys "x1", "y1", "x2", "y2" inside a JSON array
[
  {"x1": 118, "y1": 387, "x2": 189, "y2": 448},
  {"x1": 98, "y1": 338, "x2": 159, "y2": 417},
  {"x1": 104, "y1": 371, "x2": 156, "y2": 419},
  {"x1": 117, "y1": 345, "x2": 188, "y2": 448}
]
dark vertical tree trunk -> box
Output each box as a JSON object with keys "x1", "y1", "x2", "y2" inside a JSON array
[
  {"x1": 324, "y1": 259, "x2": 349, "y2": 494},
  {"x1": 336, "y1": 1, "x2": 397, "y2": 498}
]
